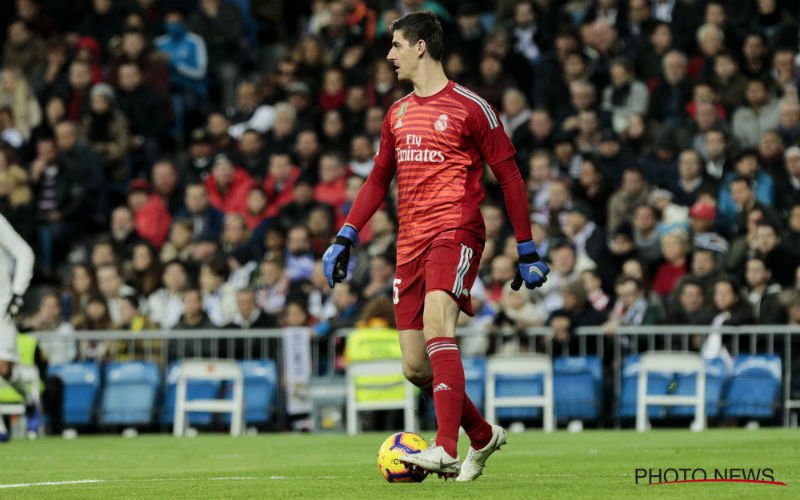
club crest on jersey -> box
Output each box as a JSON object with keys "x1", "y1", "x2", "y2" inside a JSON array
[
  {"x1": 434, "y1": 114, "x2": 448, "y2": 131},
  {"x1": 396, "y1": 102, "x2": 407, "y2": 129}
]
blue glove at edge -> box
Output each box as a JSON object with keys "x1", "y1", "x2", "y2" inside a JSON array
[
  {"x1": 322, "y1": 225, "x2": 359, "y2": 288},
  {"x1": 511, "y1": 240, "x2": 550, "y2": 290}
]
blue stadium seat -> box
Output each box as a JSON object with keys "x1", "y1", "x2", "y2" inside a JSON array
[
  {"x1": 160, "y1": 362, "x2": 220, "y2": 427},
  {"x1": 100, "y1": 362, "x2": 160, "y2": 426},
  {"x1": 495, "y1": 373, "x2": 544, "y2": 421},
  {"x1": 48, "y1": 362, "x2": 100, "y2": 427},
  {"x1": 618, "y1": 355, "x2": 671, "y2": 420},
  {"x1": 669, "y1": 357, "x2": 729, "y2": 419},
  {"x1": 463, "y1": 358, "x2": 487, "y2": 413},
  {"x1": 553, "y1": 356, "x2": 602, "y2": 422},
  {"x1": 222, "y1": 360, "x2": 278, "y2": 426},
  {"x1": 725, "y1": 355, "x2": 782, "y2": 419}
]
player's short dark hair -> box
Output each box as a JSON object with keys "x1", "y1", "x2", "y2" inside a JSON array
[{"x1": 390, "y1": 11, "x2": 445, "y2": 62}]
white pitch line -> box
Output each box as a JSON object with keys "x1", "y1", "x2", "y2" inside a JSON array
[{"x1": 0, "y1": 479, "x2": 105, "y2": 489}]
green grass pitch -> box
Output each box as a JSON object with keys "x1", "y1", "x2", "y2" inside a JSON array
[{"x1": 0, "y1": 429, "x2": 797, "y2": 499}]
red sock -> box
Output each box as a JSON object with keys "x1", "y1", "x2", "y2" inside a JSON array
[
  {"x1": 426, "y1": 337, "x2": 464, "y2": 458},
  {"x1": 417, "y1": 377, "x2": 492, "y2": 450},
  {"x1": 461, "y1": 397, "x2": 493, "y2": 450}
]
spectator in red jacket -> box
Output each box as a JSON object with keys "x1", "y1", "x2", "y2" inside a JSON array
[
  {"x1": 243, "y1": 186, "x2": 271, "y2": 229},
  {"x1": 204, "y1": 154, "x2": 254, "y2": 214},
  {"x1": 263, "y1": 152, "x2": 300, "y2": 215},
  {"x1": 127, "y1": 179, "x2": 172, "y2": 249},
  {"x1": 314, "y1": 151, "x2": 348, "y2": 213}
]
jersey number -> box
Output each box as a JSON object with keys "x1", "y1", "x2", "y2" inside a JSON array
[{"x1": 393, "y1": 279, "x2": 402, "y2": 305}]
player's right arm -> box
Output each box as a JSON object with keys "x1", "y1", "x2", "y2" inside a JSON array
[
  {"x1": 323, "y1": 112, "x2": 398, "y2": 287},
  {"x1": 0, "y1": 214, "x2": 34, "y2": 318}
]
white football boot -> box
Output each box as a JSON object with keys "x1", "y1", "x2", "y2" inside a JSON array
[
  {"x1": 456, "y1": 424, "x2": 507, "y2": 481},
  {"x1": 399, "y1": 445, "x2": 460, "y2": 479}
]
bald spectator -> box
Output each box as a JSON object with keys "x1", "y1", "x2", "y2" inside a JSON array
[
  {"x1": 777, "y1": 147, "x2": 800, "y2": 213},
  {"x1": 777, "y1": 97, "x2": 800, "y2": 146},
  {"x1": 648, "y1": 50, "x2": 693, "y2": 126}
]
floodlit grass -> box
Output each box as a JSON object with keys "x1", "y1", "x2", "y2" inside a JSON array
[{"x1": 0, "y1": 429, "x2": 797, "y2": 499}]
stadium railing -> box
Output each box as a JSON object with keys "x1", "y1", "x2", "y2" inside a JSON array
[
  {"x1": 29, "y1": 325, "x2": 800, "y2": 429},
  {"x1": 331, "y1": 325, "x2": 800, "y2": 427}
]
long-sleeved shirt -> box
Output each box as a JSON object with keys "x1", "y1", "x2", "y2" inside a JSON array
[{"x1": 0, "y1": 213, "x2": 34, "y2": 306}]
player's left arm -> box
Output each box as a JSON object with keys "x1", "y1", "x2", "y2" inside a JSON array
[
  {"x1": 0, "y1": 214, "x2": 34, "y2": 317},
  {"x1": 469, "y1": 104, "x2": 550, "y2": 290}
]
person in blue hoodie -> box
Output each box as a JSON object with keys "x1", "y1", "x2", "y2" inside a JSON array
[{"x1": 155, "y1": 9, "x2": 208, "y2": 108}]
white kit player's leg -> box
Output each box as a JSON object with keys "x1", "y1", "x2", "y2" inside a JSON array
[
  {"x1": 0, "y1": 316, "x2": 15, "y2": 442},
  {"x1": 0, "y1": 314, "x2": 18, "y2": 366},
  {"x1": 456, "y1": 424, "x2": 507, "y2": 481}
]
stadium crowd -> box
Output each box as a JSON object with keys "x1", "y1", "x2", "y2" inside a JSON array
[{"x1": 1, "y1": 0, "x2": 800, "y2": 369}]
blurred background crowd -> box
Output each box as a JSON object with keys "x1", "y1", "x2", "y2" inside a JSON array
[{"x1": 1, "y1": 0, "x2": 800, "y2": 368}]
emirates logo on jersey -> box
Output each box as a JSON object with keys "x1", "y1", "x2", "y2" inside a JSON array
[{"x1": 434, "y1": 114, "x2": 448, "y2": 131}]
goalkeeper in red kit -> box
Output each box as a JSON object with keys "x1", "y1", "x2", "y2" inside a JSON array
[{"x1": 323, "y1": 12, "x2": 549, "y2": 480}]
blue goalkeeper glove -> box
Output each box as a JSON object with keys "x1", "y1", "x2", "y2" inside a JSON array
[
  {"x1": 323, "y1": 225, "x2": 359, "y2": 288},
  {"x1": 511, "y1": 240, "x2": 550, "y2": 290}
]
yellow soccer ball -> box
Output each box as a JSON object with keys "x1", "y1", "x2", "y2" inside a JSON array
[{"x1": 377, "y1": 431, "x2": 429, "y2": 483}]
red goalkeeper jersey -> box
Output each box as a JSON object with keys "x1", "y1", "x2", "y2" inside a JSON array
[{"x1": 346, "y1": 81, "x2": 531, "y2": 265}]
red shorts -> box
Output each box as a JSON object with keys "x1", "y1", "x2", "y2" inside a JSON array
[{"x1": 393, "y1": 231, "x2": 484, "y2": 331}]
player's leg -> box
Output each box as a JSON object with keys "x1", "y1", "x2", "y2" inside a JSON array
[
  {"x1": 424, "y1": 237, "x2": 506, "y2": 481},
  {"x1": 398, "y1": 328, "x2": 492, "y2": 448},
  {"x1": 0, "y1": 325, "x2": 16, "y2": 441},
  {"x1": 398, "y1": 329, "x2": 432, "y2": 389},
  {"x1": 421, "y1": 290, "x2": 465, "y2": 458},
  {"x1": 394, "y1": 257, "x2": 432, "y2": 390},
  {"x1": 398, "y1": 291, "x2": 463, "y2": 476},
  {"x1": 0, "y1": 320, "x2": 39, "y2": 439}
]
